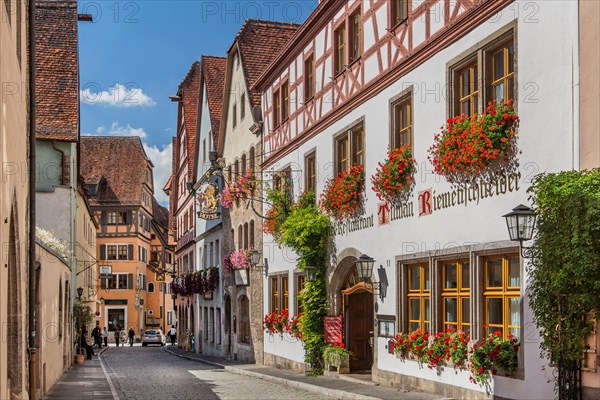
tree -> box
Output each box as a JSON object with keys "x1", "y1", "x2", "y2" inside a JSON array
[{"x1": 528, "y1": 169, "x2": 600, "y2": 399}]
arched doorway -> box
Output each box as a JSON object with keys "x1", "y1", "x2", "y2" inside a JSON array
[{"x1": 341, "y1": 269, "x2": 374, "y2": 372}]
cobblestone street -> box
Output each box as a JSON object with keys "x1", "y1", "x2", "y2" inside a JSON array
[{"x1": 102, "y1": 346, "x2": 333, "y2": 400}]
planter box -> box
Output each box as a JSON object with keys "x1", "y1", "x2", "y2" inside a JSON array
[
  {"x1": 325, "y1": 353, "x2": 350, "y2": 374},
  {"x1": 234, "y1": 269, "x2": 249, "y2": 286},
  {"x1": 74, "y1": 354, "x2": 85, "y2": 365}
]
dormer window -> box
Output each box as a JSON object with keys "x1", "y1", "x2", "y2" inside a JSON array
[{"x1": 87, "y1": 184, "x2": 97, "y2": 196}]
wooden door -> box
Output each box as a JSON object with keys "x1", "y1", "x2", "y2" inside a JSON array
[{"x1": 347, "y1": 291, "x2": 373, "y2": 371}]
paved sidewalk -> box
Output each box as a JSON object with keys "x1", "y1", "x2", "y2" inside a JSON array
[
  {"x1": 164, "y1": 346, "x2": 443, "y2": 400},
  {"x1": 45, "y1": 347, "x2": 116, "y2": 400}
]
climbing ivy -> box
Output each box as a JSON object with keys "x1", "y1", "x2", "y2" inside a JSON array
[
  {"x1": 275, "y1": 191, "x2": 331, "y2": 374},
  {"x1": 528, "y1": 169, "x2": 600, "y2": 397}
]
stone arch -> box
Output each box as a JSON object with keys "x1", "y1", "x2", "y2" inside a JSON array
[
  {"x1": 7, "y1": 197, "x2": 23, "y2": 399},
  {"x1": 327, "y1": 247, "x2": 363, "y2": 314}
]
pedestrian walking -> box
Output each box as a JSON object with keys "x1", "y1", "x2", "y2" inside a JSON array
[
  {"x1": 114, "y1": 327, "x2": 121, "y2": 347},
  {"x1": 81, "y1": 329, "x2": 96, "y2": 359},
  {"x1": 91, "y1": 325, "x2": 101, "y2": 349},
  {"x1": 128, "y1": 327, "x2": 135, "y2": 347},
  {"x1": 101, "y1": 327, "x2": 108, "y2": 347},
  {"x1": 168, "y1": 325, "x2": 177, "y2": 346}
]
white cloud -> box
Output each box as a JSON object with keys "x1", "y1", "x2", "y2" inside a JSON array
[
  {"x1": 143, "y1": 142, "x2": 173, "y2": 206},
  {"x1": 80, "y1": 83, "x2": 156, "y2": 108},
  {"x1": 90, "y1": 122, "x2": 148, "y2": 139}
]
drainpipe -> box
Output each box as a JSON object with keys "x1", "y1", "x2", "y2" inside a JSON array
[
  {"x1": 50, "y1": 141, "x2": 66, "y2": 185},
  {"x1": 28, "y1": 0, "x2": 39, "y2": 398}
]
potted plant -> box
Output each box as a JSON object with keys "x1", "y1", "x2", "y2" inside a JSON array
[
  {"x1": 73, "y1": 299, "x2": 93, "y2": 364},
  {"x1": 223, "y1": 250, "x2": 251, "y2": 286},
  {"x1": 428, "y1": 99, "x2": 519, "y2": 184},
  {"x1": 371, "y1": 146, "x2": 416, "y2": 204},
  {"x1": 323, "y1": 342, "x2": 352, "y2": 374},
  {"x1": 319, "y1": 165, "x2": 365, "y2": 221}
]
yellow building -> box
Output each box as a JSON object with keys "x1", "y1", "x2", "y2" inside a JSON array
[
  {"x1": 1, "y1": 0, "x2": 30, "y2": 398},
  {"x1": 81, "y1": 136, "x2": 172, "y2": 339}
]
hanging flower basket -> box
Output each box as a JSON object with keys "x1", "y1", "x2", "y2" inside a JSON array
[
  {"x1": 319, "y1": 165, "x2": 365, "y2": 221},
  {"x1": 371, "y1": 146, "x2": 416, "y2": 204},
  {"x1": 428, "y1": 99, "x2": 519, "y2": 184},
  {"x1": 220, "y1": 169, "x2": 256, "y2": 209},
  {"x1": 234, "y1": 269, "x2": 249, "y2": 286},
  {"x1": 223, "y1": 249, "x2": 251, "y2": 272}
]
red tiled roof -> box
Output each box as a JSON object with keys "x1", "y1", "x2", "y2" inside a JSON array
[
  {"x1": 35, "y1": 0, "x2": 79, "y2": 141},
  {"x1": 178, "y1": 62, "x2": 201, "y2": 182},
  {"x1": 202, "y1": 56, "x2": 227, "y2": 150},
  {"x1": 152, "y1": 197, "x2": 169, "y2": 229},
  {"x1": 236, "y1": 20, "x2": 300, "y2": 108},
  {"x1": 80, "y1": 136, "x2": 151, "y2": 206}
]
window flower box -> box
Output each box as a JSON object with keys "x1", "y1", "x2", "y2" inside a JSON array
[
  {"x1": 319, "y1": 165, "x2": 365, "y2": 221},
  {"x1": 428, "y1": 99, "x2": 519, "y2": 184},
  {"x1": 371, "y1": 146, "x2": 416, "y2": 204}
]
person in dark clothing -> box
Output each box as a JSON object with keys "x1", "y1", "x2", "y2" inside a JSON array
[
  {"x1": 91, "y1": 325, "x2": 101, "y2": 349},
  {"x1": 128, "y1": 327, "x2": 135, "y2": 347},
  {"x1": 80, "y1": 330, "x2": 96, "y2": 359},
  {"x1": 114, "y1": 327, "x2": 121, "y2": 347}
]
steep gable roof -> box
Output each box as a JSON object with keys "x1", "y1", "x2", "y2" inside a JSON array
[
  {"x1": 35, "y1": 0, "x2": 79, "y2": 141},
  {"x1": 80, "y1": 136, "x2": 151, "y2": 206},
  {"x1": 202, "y1": 56, "x2": 227, "y2": 150},
  {"x1": 236, "y1": 19, "x2": 300, "y2": 108},
  {"x1": 178, "y1": 62, "x2": 202, "y2": 182}
]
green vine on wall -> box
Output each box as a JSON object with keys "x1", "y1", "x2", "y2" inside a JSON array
[
  {"x1": 528, "y1": 169, "x2": 600, "y2": 397},
  {"x1": 270, "y1": 190, "x2": 331, "y2": 374}
]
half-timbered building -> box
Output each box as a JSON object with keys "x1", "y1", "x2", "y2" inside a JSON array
[
  {"x1": 254, "y1": 0, "x2": 580, "y2": 397},
  {"x1": 170, "y1": 62, "x2": 202, "y2": 348}
]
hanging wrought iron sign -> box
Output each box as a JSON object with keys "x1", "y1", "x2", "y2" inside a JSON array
[{"x1": 197, "y1": 181, "x2": 220, "y2": 220}]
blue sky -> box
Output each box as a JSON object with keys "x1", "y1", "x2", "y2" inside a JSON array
[{"x1": 79, "y1": 0, "x2": 317, "y2": 204}]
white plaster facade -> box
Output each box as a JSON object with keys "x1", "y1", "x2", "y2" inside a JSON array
[{"x1": 258, "y1": 1, "x2": 579, "y2": 398}]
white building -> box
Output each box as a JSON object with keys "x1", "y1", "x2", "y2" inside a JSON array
[{"x1": 254, "y1": 0, "x2": 580, "y2": 398}]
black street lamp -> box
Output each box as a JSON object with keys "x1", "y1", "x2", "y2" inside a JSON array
[
  {"x1": 503, "y1": 204, "x2": 537, "y2": 258},
  {"x1": 305, "y1": 265, "x2": 317, "y2": 282},
  {"x1": 355, "y1": 254, "x2": 375, "y2": 281},
  {"x1": 77, "y1": 287, "x2": 84, "y2": 299},
  {"x1": 249, "y1": 249, "x2": 261, "y2": 267}
]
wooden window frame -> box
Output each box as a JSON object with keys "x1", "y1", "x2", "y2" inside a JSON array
[
  {"x1": 281, "y1": 81, "x2": 290, "y2": 121},
  {"x1": 406, "y1": 263, "x2": 430, "y2": 332},
  {"x1": 334, "y1": 121, "x2": 365, "y2": 175},
  {"x1": 304, "y1": 54, "x2": 315, "y2": 102},
  {"x1": 240, "y1": 92, "x2": 246, "y2": 120},
  {"x1": 269, "y1": 273, "x2": 289, "y2": 313},
  {"x1": 348, "y1": 7, "x2": 362, "y2": 65},
  {"x1": 448, "y1": 29, "x2": 516, "y2": 118},
  {"x1": 441, "y1": 260, "x2": 471, "y2": 334},
  {"x1": 334, "y1": 23, "x2": 346, "y2": 76},
  {"x1": 232, "y1": 103, "x2": 237, "y2": 128},
  {"x1": 455, "y1": 59, "x2": 479, "y2": 116},
  {"x1": 483, "y1": 254, "x2": 521, "y2": 340},
  {"x1": 487, "y1": 39, "x2": 515, "y2": 104},
  {"x1": 304, "y1": 150, "x2": 317, "y2": 195},
  {"x1": 273, "y1": 88, "x2": 281, "y2": 128},
  {"x1": 296, "y1": 273, "x2": 306, "y2": 315},
  {"x1": 390, "y1": 0, "x2": 409, "y2": 29},
  {"x1": 390, "y1": 90, "x2": 413, "y2": 150}
]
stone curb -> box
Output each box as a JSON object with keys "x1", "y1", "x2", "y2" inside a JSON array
[{"x1": 163, "y1": 347, "x2": 381, "y2": 400}]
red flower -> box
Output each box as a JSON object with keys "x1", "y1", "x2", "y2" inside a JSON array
[{"x1": 493, "y1": 331, "x2": 502, "y2": 337}]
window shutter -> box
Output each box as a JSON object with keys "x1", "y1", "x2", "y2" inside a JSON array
[
  {"x1": 138, "y1": 245, "x2": 141, "y2": 261},
  {"x1": 143, "y1": 275, "x2": 147, "y2": 290},
  {"x1": 127, "y1": 273, "x2": 133, "y2": 289},
  {"x1": 100, "y1": 245, "x2": 106, "y2": 260},
  {"x1": 128, "y1": 244, "x2": 134, "y2": 260},
  {"x1": 100, "y1": 211, "x2": 107, "y2": 225}
]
